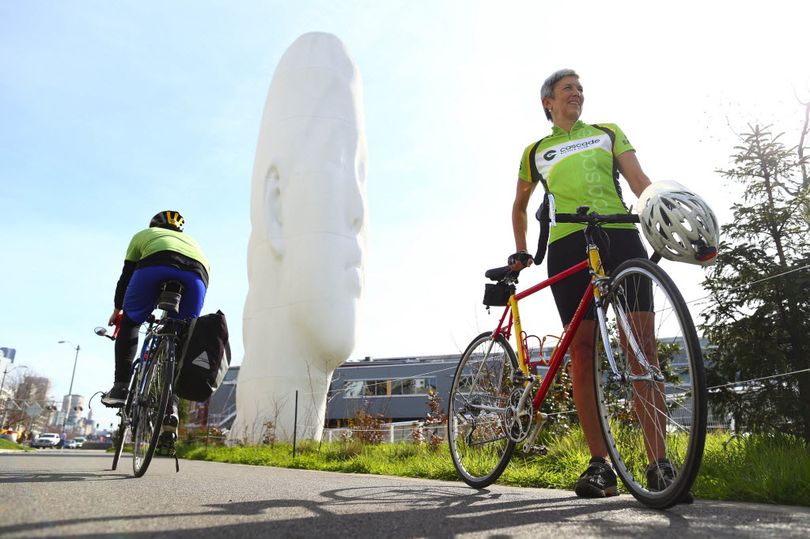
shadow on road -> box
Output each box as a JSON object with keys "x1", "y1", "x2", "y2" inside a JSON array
[
  {"x1": 0, "y1": 470, "x2": 128, "y2": 484},
  {"x1": 2, "y1": 481, "x2": 796, "y2": 538}
]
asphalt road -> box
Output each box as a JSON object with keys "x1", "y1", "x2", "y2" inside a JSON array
[{"x1": 1, "y1": 449, "x2": 808, "y2": 538}]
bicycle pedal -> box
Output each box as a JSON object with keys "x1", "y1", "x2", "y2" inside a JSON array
[{"x1": 521, "y1": 444, "x2": 548, "y2": 455}]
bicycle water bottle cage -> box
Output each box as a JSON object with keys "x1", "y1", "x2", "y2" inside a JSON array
[{"x1": 157, "y1": 280, "x2": 184, "y2": 314}]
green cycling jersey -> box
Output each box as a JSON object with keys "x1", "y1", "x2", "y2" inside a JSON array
[
  {"x1": 125, "y1": 227, "x2": 210, "y2": 275},
  {"x1": 519, "y1": 120, "x2": 636, "y2": 243}
]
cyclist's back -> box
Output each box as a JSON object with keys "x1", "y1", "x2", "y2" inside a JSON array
[{"x1": 102, "y1": 211, "x2": 209, "y2": 411}]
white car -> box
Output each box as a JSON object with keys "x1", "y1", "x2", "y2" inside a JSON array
[{"x1": 31, "y1": 433, "x2": 62, "y2": 449}]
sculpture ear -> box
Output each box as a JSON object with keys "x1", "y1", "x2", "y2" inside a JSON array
[{"x1": 263, "y1": 166, "x2": 285, "y2": 256}]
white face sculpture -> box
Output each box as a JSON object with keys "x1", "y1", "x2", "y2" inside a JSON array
[{"x1": 251, "y1": 32, "x2": 367, "y2": 362}]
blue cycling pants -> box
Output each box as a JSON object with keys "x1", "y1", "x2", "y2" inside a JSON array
[{"x1": 123, "y1": 265, "x2": 207, "y2": 323}]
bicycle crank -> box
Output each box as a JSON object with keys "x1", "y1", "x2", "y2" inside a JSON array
[{"x1": 505, "y1": 388, "x2": 533, "y2": 442}]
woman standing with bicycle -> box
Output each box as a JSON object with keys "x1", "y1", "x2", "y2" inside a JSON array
[
  {"x1": 101, "y1": 211, "x2": 210, "y2": 452},
  {"x1": 509, "y1": 69, "x2": 708, "y2": 501}
]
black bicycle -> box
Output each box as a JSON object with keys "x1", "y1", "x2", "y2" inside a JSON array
[{"x1": 96, "y1": 281, "x2": 188, "y2": 477}]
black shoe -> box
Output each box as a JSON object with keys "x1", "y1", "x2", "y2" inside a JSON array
[
  {"x1": 575, "y1": 457, "x2": 619, "y2": 498},
  {"x1": 155, "y1": 431, "x2": 176, "y2": 457},
  {"x1": 646, "y1": 458, "x2": 695, "y2": 504},
  {"x1": 101, "y1": 383, "x2": 128, "y2": 407}
]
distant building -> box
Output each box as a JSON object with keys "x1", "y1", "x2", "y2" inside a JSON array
[
  {"x1": 12, "y1": 376, "x2": 51, "y2": 432},
  {"x1": 186, "y1": 366, "x2": 238, "y2": 430},
  {"x1": 325, "y1": 354, "x2": 460, "y2": 427},
  {"x1": 201, "y1": 337, "x2": 728, "y2": 435},
  {"x1": 203, "y1": 354, "x2": 463, "y2": 432},
  {"x1": 62, "y1": 394, "x2": 86, "y2": 433}
]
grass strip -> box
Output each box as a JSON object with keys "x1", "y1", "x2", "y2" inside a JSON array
[
  {"x1": 175, "y1": 431, "x2": 809, "y2": 507},
  {"x1": 0, "y1": 438, "x2": 32, "y2": 451}
]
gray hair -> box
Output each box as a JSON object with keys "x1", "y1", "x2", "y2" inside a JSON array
[{"x1": 541, "y1": 68, "x2": 579, "y2": 121}]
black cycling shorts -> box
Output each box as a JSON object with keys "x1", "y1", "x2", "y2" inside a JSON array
[{"x1": 547, "y1": 228, "x2": 651, "y2": 326}]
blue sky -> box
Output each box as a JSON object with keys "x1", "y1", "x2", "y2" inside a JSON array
[{"x1": 2, "y1": 0, "x2": 808, "y2": 430}]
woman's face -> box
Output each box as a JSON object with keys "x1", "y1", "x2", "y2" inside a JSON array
[{"x1": 543, "y1": 75, "x2": 583, "y2": 123}]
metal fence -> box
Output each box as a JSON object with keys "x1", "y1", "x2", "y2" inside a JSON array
[{"x1": 322, "y1": 420, "x2": 448, "y2": 444}]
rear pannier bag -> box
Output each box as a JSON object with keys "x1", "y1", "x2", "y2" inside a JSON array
[{"x1": 174, "y1": 310, "x2": 231, "y2": 402}]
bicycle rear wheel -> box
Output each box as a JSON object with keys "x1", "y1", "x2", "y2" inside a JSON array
[
  {"x1": 448, "y1": 331, "x2": 519, "y2": 488},
  {"x1": 593, "y1": 258, "x2": 706, "y2": 508},
  {"x1": 132, "y1": 337, "x2": 173, "y2": 477}
]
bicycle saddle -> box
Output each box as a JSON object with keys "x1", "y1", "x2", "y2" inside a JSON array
[{"x1": 485, "y1": 266, "x2": 514, "y2": 282}]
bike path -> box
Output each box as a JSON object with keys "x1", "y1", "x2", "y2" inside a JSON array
[{"x1": 0, "y1": 449, "x2": 808, "y2": 538}]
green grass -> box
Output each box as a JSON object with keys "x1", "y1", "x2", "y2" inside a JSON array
[
  {"x1": 695, "y1": 432, "x2": 810, "y2": 506},
  {"x1": 0, "y1": 438, "x2": 31, "y2": 451},
  {"x1": 175, "y1": 431, "x2": 810, "y2": 507}
]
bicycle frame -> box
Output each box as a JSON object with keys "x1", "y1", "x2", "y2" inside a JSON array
[
  {"x1": 134, "y1": 317, "x2": 181, "y2": 403},
  {"x1": 130, "y1": 321, "x2": 160, "y2": 412},
  {"x1": 491, "y1": 231, "x2": 611, "y2": 413}
]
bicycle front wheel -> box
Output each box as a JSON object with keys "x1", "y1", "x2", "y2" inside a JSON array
[
  {"x1": 111, "y1": 364, "x2": 140, "y2": 471},
  {"x1": 593, "y1": 258, "x2": 707, "y2": 508},
  {"x1": 132, "y1": 337, "x2": 173, "y2": 477},
  {"x1": 448, "y1": 331, "x2": 520, "y2": 488},
  {"x1": 111, "y1": 407, "x2": 129, "y2": 471}
]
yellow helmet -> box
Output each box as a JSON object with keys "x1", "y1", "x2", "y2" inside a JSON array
[{"x1": 149, "y1": 210, "x2": 185, "y2": 232}]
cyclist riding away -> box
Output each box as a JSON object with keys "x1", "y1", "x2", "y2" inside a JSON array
[
  {"x1": 101, "y1": 210, "x2": 210, "y2": 453},
  {"x1": 510, "y1": 69, "x2": 715, "y2": 501}
]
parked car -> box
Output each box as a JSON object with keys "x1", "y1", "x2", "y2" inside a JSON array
[
  {"x1": 63, "y1": 439, "x2": 78, "y2": 449},
  {"x1": 73, "y1": 436, "x2": 86, "y2": 448},
  {"x1": 31, "y1": 433, "x2": 62, "y2": 449}
]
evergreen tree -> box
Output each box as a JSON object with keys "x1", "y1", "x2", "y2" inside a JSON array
[{"x1": 701, "y1": 107, "x2": 810, "y2": 444}]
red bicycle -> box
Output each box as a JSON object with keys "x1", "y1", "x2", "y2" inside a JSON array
[{"x1": 448, "y1": 209, "x2": 707, "y2": 508}]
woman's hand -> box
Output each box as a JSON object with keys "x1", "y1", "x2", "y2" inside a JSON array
[
  {"x1": 108, "y1": 309, "x2": 123, "y2": 326},
  {"x1": 508, "y1": 250, "x2": 534, "y2": 272}
]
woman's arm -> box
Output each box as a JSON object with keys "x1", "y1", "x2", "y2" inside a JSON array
[
  {"x1": 512, "y1": 178, "x2": 537, "y2": 252},
  {"x1": 617, "y1": 151, "x2": 652, "y2": 198}
]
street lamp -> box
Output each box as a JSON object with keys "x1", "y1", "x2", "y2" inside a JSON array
[
  {"x1": 58, "y1": 341, "x2": 80, "y2": 434},
  {"x1": 0, "y1": 364, "x2": 28, "y2": 426}
]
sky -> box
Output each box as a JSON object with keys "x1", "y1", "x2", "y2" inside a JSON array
[{"x1": 2, "y1": 0, "x2": 808, "y2": 431}]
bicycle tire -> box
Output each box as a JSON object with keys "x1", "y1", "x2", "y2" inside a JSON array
[
  {"x1": 111, "y1": 363, "x2": 140, "y2": 471},
  {"x1": 111, "y1": 407, "x2": 128, "y2": 471},
  {"x1": 593, "y1": 257, "x2": 707, "y2": 508},
  {"x1": 448, "y1": 331, "x2": 520, "y2": 488},
  {"x1": 132, "y1": 337, "x2": 173, "y2": 477}
]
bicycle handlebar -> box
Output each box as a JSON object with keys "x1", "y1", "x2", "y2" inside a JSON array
[
  {"x1": 485, "y1": 212, "x2": 641, "y2": 282},
  {"x1": 94, "y1": 312, "x2": 150, "y2": 341},
  {"x1": 553, "y1": 212, "x2": 640, "y2": 224}
]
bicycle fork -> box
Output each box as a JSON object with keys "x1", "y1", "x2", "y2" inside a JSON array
[{"x1": 593, "y1": 277, "x2": 664, "y2": 384}]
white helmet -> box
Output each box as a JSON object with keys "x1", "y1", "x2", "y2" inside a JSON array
[{"x1": 637, "y1": 181, "x2": 719, "y2": 266}]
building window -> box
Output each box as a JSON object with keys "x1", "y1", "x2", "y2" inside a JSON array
[{"x1": 344, "y1": 377, "x2": 437, "y2": 398}]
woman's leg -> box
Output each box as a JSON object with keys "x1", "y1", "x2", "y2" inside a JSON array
[{"x1": 569, "y1": 319, "x2": 608, "y2": 457}]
